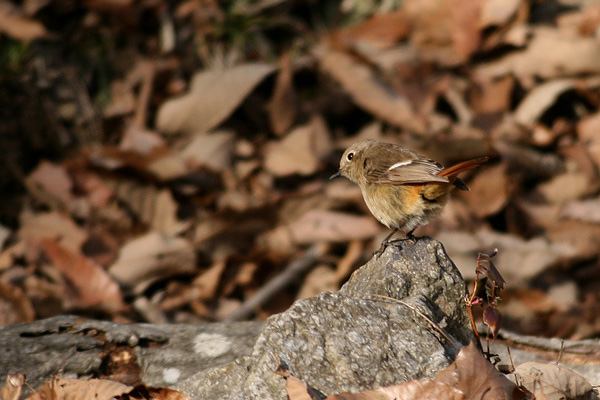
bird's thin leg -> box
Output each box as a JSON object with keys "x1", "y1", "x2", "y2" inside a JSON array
[
  {"x1": 375, "y1": 229, "x2": 419, "y2": 257},
  {"x1": 374, "y1": 228, "x2": 399, "y2": 257},
  {"x1": 383, "y1": 228, "x2": 399, "y2": 244},
  {"x1": 387, "y1": 228, "x2": 416, "y2": 245}
]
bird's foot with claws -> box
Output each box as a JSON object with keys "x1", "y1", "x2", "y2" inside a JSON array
[{"x1": 373, "y1": 230, "x2": 416, "y2": 258}]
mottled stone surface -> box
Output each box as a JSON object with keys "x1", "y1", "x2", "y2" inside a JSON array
[{"x1": 175, "y1": 237, "x2": 474, "y2": 400}]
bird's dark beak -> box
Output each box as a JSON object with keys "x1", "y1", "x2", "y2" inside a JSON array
[{"x1": 329, "y1": 170, "x2": 342, "y2": 180}]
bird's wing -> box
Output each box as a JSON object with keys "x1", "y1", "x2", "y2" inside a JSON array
[{"x1": 364, "y1": 157, "x2": 449, "y2": 185}]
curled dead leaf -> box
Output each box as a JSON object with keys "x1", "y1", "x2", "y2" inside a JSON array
[
  {"x1": 269, "y1": 52, "x2": 297, "y2": 136},
  {"x1": 40, "y1": 238, "x2": 126, "y2": 313},
  {"x1": 435, "y1": 342, "x2": 516, "y2": 400},
  {"x1": 260, "y1": 210, "x2": 381, "y2": 252},
  {"x1": 179, "y1": 130, "x2": 235, "y2": 172},
  {"x1": 264, "y1": 118, "x2": 331, "y2": 177},
  {"x1": 577, "y1": 112, "x2": 600, "y2": 170},
  {"x1": 404, "y1": 0, "x2": 482, "y2": 65},
  {"x1": 330, "y1": 10, "x2": 409, "y2": 50},
  {"x1": 0, "y1": 281, "x2": 35, "y2": 326},
  {"x1": 19, "y1": 210, "x2": 88, "y2": 253},
  {"x1": 438, "y1": 228, "x2": 579, "y2": 282},
  {"x1": 561, "y1": 198, "x2": 600, "y2": 224},
  {"x1": 0, "y1": 2, "x2": 48, "y2": 41},
  {"x1": 514, "y1": 79, "x2": 575, "y2": 127},
  {"x1": 27, "y1": 161, "x2": 74, "y2": 206},
  {"x1": 475, "y1": 27, "x2": 600, "y2": 83},
  {"x1": 461, "y1": 163, "x2": 508, "y2": 218},
  {"x1": 514, "y1": 362, "x2": 593, "y2": 400},
  {"x1": 109, "y1": 181, "x2": 187, "y2": 235},
  {"x1": 109, "y1": 232, "x2": 196, "y2": 289},
  {"x1": 26, "y1": 377, "x2": 132, "y2": 400},
  {"x1": 318, "y1": 50, "x2": 425, "y2": 133},
  {"x1": 537, "y1": 172, "x2": 591, "y2": 204},
  {"x1": 0, "y1": 373, "x2": 25, "y2": 400},
  {"x1": 479, "y1": 0, "x2": 523, "y2": 28},
  {"x1": 156, "y1": 63, "x2": 276, "y2": 135}
]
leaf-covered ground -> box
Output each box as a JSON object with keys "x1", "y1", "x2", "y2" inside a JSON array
[{"x1": 1, "y1": 0, "x2": 600, "y2": 344}]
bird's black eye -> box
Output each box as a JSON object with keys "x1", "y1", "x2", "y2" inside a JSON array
[{"x1": 347, "y1": 152, "x2": 354, "y2": 161}]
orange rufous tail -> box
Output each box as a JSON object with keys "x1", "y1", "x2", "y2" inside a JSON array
[
  {"x1": 438, "y1": 157, "x2": 488, "y2": 191},
  {"x1": 438, "y1": 157, "x2": 488, "y2": 179}
]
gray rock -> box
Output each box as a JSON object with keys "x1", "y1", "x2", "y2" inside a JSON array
[
  {"x1": 340, "y1": 236, "x2": 473, "y2": 345},
  {"x1": 175, "y1": 237, "x2": 475, "y2": 399},
  {"x1": 0, "y1": 315, "x2": 262, "y2": 397}
]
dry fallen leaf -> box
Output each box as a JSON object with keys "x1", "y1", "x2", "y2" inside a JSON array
[
  {"x1": 438, "y1": 228, "x2": 580, "y2": 282},
  {"x1": 513, "y1": 79, "x2": 575, "y2": 126},
  {"x1": 115, "y1": 385, "x2": 191, "y2": 400},
  {"x1": 264, "y1": 122, "x2": 324, "y2": 177},
  {"x1": 546, "y1": 220, "x2": 600, "y2": 262},
  {"x1": 323, "y1": 379, "x2": 463, "y2": 400},
  {"x1": 146, "y1": 152, "x2": 190, "y2": 181},
  {"x1": 191, "y1": 260, "x2": 226, "y2": 300},
  {"x1": 149, "y1": 189, "x2": 189, "y2": 235},
  {"x1": 109, "y1": 231, "x2": 196, "y2": 289},
  {"x1": 479, "y1": 0, "x2": 522, "y2": 28},
  {"x1": 0, "y1": 240, "x2": 25, "y2": 271},
  {"x1": 404, "y1": 0, "x2": 483, "y2": 65},
  {"x1": 514, "y1": 361, "x2": 593, "y2": 400},
  {"x1": 72, "y1": 170, "x2": 115, "y2": 208},
  {"x1": 577, "y1": 112, "x2": 600, "y2": 170},
  {"x1": 156, "y1": 63, "x2": 276, "y2": 135},
  {"x1": 283, "y1": 374, "x2": 320, "y2": 400},
  {"x1": 119, "y1": 125, "x2": 166, "y2": 155},
  {"x1": 109, "y1": 181, "x2": 187, "y2": 235},
  {"x1": 536, "y1": 171, "x2": 591, "y2": 204},
  {"x1": 90, "y1": 143, "x2": 189, "y2": 181},
  {"x1": 0, "y1": 2, "x2": 48, "y2": 41},
  {"x1": 557, "y1": 3, "x2": 600, "y2": 36},
  {"x1": 179, "y1": 130, "x2": 235, "y2": 172},
  {"x1": 561, "y1": 198, "x2": 600, "y2": 224},
  {"x1": 0, "y1": 224, "x2": 10, "y2": 250},
  {"x1": 474, "y1": 27, "x2": 600, "y2": 83},
  {"x1": 435, "y1": 342, "x2": 516, "y2": 400},
  {"x1": 261, "y1": 210, "x2": 381, "y2": 252},
  {"x1": 19, "y1": 210, "x2": 88, "y2": 253},
  {"x1": 103, "y1": 79, "x2": 137, "y2": 118},
  {"x1": 493, "y1": 140, "x2": 563, "y2": 181},
  {"x1": 26, "y1": 377, "x2": 132, "y2": 400},
  {"x1": 0, "y1": 374, "x2": 25, "y2": 400},
  {"x1": 27, "y1": 160, "x2": 74, "y2": 206},
  {"x1": 470, "y1": 75, "x2": 514, "y2": 114},
  {"x1": 40, "y1": 238, "x2": 126, "y2": 313},
  {"x1": 0, "y1": 280, "x2": 35, "y2": 326},
  {"x1": 331, "y1": 9, "x2": 409, "y2": 50},
  {"x1": 318, "y1": 49, "x2": 425, "y2": 133},
  {"x1": 502, "y1": 288, "x2": 562, "y2": 316},
  {"x1": 461, "y1": 163, "x2": 508, "y2": 218},
  {"x1": 269, "y1": 52, "x2": 297, "y2": 136},
  {"x1": 369, "y1": 380, "x2": 463, "y2": 400}
]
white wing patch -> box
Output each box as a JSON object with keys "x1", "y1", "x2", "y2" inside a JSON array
[{"x1": 388, "y1": 161, "x2": 412, "y2": 171}]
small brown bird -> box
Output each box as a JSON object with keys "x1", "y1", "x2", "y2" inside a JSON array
[{"x1": 330, "y1": 139, "x2": 487, "y2": 251}]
